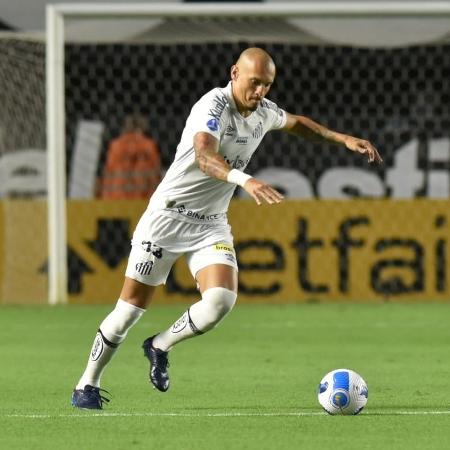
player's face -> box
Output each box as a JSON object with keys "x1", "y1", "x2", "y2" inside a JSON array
[{"x1": 231, "y1": 61, "x2": 275, "y2": 114}]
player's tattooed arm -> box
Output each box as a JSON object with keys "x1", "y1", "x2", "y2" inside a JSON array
[
  {"x1": 194, "y1": 132, "x2": 231, "y2": 181},
  {"x1": 282, "y1": 113, "x2": 382, "y2": 164},
  {"x1": 193, "y1": 132, "x2": 283, "y2": 205},
  {"x1": 283, "y1": 114, "x2": 344, "y2": 143}
]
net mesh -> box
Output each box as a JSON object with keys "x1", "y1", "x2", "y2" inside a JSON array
[
  {"x1": 64, "y1": 41, "x2": 449, "y2": 191},
  {"x1": 0, "y1": 38, "x2": 45, "y2": 156},
  {"x1": 0, "y1": 38, "x2": 47, "y2": 304},
  {"x1": 1, "y1": 14, "x2": 449, "y2": 303}
]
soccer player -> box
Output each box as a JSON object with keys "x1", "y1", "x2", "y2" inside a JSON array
[{"x1": 71, "y1": 47, "x2": 382, "y2": 409}]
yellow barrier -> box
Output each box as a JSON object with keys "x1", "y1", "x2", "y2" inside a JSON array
[
  {"x1": 230, "y1": 199, "x2": 450, "y2": 302},
  {"x1": 0, "y1": 200, "x2": 47, "y2": 304},
  {"x1": 1, "y1": 199, "x2": 449, "y2": 304}
]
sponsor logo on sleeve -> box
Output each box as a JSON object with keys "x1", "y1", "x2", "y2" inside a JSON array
[
  {"x1": 207, "y1": 118, "x2": 219, "y2": 132},
  {"x1": 208, "y1": 94, "x2": 228, "y2": 120}
]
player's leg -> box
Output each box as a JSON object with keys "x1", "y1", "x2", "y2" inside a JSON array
[
  {"x1": 74, "y1": 279, "x2": 154, "y2": 387},
  {"x1": 72, "y1": 219, "x2": 177, "y2": 408},
  {"x1": 152, "y1": 264, "x2": 237, "y2": 349},
  {"x1": 71, "y1": 278, "x2": 156, "y2": 409},
  {"x1": 144, "y1": 243, "x2": 238, "y2": 392}
]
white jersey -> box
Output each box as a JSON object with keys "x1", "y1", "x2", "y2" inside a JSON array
[{"x1": 148, "y1": 81, "x2": 287, "y2": 223}]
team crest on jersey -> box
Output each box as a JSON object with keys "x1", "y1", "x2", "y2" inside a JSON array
[
  {"x1": 207, "y1": 118, "x2": 219, "y2": 131},
  {"x1": 252, "y1": 122, "x2": 263, "y2": 139}
]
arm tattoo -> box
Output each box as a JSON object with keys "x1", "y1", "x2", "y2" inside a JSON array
[
  {"x1": 195, "y1": 146, "x2": 230, "y2": 181},
  {"x1": 292, "y1": 116, "x2": 345, "y2": 146}
]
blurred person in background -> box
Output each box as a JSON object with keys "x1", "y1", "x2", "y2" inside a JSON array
[
  {"x1": 72, "y1": 47, "x2": 381, "y2": 410},
  {"x1": 99, "y1": 114, "x2": 161, "y2": 199}
]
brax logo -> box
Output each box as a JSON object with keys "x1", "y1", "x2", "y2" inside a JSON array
[{"x1": 235, "y1": 137, "x2": 248, "y2": 145}]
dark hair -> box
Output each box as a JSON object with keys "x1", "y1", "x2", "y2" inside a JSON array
[{"x1": 123, "y1": 114, "x2": 148, "y2": 133}]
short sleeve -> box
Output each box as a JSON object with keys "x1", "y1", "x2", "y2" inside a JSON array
[
  {"x1": 263, "y1": 98, "x2": 287, "y2": 130},
  {"x1": 271, "y1": 106, "x2": 287, "y2": 130},
  {"x1": 186, "y1": 89, "x2": 229, "y2": 140}
]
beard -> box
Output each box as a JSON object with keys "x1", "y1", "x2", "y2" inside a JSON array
[{"x1": 248, "y1": 99, "x2": 260, "y2": 111}]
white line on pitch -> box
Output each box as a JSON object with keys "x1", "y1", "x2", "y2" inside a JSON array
[{"x1": 3, "y1": 410, "x2": 450, "y2": 419}]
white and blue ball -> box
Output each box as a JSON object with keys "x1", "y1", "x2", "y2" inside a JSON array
[{"x1": 318, "y1": 368, "x2": 368, "y2": 415}]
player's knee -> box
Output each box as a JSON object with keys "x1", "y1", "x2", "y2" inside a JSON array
[
  {"x1": 99, "y1": 299, "x2": 145, "y2": 342},
  {"x1": 197, "y1": 287, "x2": 237, "y2": 331},
  {"x1": 203, "y1": 286, "x2": 237, "y2": 316}
]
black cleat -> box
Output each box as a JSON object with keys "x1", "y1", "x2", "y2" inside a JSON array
[
  {"x1": 71, "y1": 385, "x2": 110, "y2": 410},
  {"x1": 142, "y1": 335, "x2": 170, "y2": 392}
]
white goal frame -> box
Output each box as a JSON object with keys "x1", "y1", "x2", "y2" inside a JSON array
[{"x1": 46, "y1": 1, "x2": 450, "y2": 304}]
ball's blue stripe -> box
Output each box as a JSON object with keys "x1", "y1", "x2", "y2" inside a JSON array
[{"x1": 333, "y1": 370, "x2": 349, "y2": 391}]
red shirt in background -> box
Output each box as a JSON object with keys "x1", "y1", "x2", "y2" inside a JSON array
[{"x1": 100, "y1": 132, "x2": 161, "y2": 199}]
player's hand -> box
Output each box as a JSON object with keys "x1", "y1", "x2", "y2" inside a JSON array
[
  {"x1": 344, "y1": 136, "x2": 383, "y2": 164},
  {"x1": 243, "y1": 178, "x2": 284, "y2": 206}
]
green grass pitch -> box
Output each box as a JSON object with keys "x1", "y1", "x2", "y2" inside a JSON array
[{"x1": 1, "y1": 302, "x2": 450, "y2": 450}]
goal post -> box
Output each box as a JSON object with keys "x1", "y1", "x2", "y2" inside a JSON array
[
  {"x1": 46, "y1": 5, "x2": 66, "y2": 305},
  {"x1": 45, "y1": 2, "x2": 450, "y2": 305}
]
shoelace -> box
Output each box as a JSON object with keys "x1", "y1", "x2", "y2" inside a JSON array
[
  {"x1": 87, "y1": 386, "x2": 111, "y2": 406},
  {"x1": 98, "y1": 388, "x2": 111, "y2": 405}
]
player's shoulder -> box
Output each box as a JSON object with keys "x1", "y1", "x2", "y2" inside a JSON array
[
  {"x1": 259, "y1": 97, "x2": 282, "y2": 113},
  {"x1": 258, "y1": 97, "x2": 286, "y2": 122},
  {"x1": 194, "y1": 86, "x2": 230, "y2": 119},
  {"x1": 200, "y1": 85, "x2": 229, "y2": 102}
]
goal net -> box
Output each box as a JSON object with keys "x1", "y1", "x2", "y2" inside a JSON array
[{"x1": 1, "y1": 2, "x2": 449, "y2": 304}]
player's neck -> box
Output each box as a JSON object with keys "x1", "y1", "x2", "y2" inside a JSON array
[{"x1": 237, "y1": 107, "x2": 252, "y2": 118}]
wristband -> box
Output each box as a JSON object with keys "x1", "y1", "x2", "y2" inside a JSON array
[{"x1": 227, "y1": 169, "x2": 253, "y2": 187}]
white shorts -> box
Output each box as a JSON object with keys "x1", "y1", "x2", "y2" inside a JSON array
[{"x1": 125, "y1": 211, "x2": 238, "y2": 286}]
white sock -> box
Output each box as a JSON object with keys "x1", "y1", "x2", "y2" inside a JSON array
[
  {"x1": 76, "y1": 299, "x2": 145, "y2": 389},
  {"x1": 153, "y1": 287, "x2": 237, "y2": 352}
]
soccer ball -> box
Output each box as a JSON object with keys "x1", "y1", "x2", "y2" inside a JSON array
[{"x1": 318, "y1": 368, "x2": 368, "y2": 415}]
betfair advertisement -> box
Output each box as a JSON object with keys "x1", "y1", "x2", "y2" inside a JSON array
[{"x1": 1, "y1": 199, "x2": 449, "y2": 304}]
